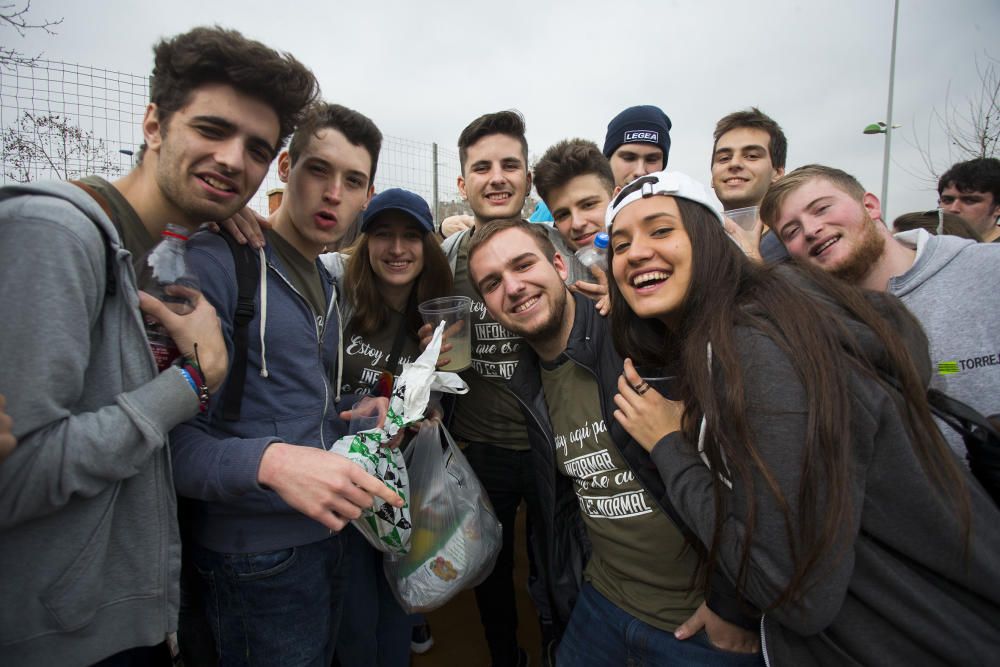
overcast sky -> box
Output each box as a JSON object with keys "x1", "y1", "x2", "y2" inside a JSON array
[{"x1": 12, "y1": 0, "x2": 1000, "y2": 218}]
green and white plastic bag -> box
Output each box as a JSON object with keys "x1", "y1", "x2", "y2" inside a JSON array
[{"x1": 330, "y1": 322, "x2": 468, "y2": 553}]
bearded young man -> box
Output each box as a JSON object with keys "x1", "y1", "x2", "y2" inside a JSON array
[{"x1": 761, "y1": 164, "x2": 1000, "y2": 456}]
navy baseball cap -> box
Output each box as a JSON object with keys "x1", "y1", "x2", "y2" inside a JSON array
[
  {"x1": 361, "y1": 188, "x2": 434, "y2": 234},
  {"x1": 603, "y1": 105, "x2": 673, "y2": 164}
]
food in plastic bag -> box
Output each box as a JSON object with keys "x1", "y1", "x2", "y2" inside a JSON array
[{"x1": 383, "y1": 422, "x2": 502, "y2": 613}]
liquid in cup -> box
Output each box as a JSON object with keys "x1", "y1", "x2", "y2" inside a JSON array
[{"x1": 418, "y1": 296, "x2": 472, "y2": 372}]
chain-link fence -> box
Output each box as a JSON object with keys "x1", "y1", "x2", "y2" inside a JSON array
[{"x1": 1, "y1": 59, "x2": 475, "y2": 223}]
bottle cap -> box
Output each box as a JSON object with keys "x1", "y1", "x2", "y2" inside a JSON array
[
  {"x1": 161, "y1": 223, "x2": 190, "y2": 241},
  {"x1": 594, "y1": 232, "x2": 609, "y2": 250}
]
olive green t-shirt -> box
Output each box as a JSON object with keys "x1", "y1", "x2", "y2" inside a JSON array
[
  {"x1": 341, "y1": 307, "x2": 421, "y2": 396},
  {"x1": 267, "y1": 228, "x2": 328, "y2": 321},
  {"x1": 540, "y1": 359, "x2": 702, "y2": 631},
  {"x1": 78, "y1": 175, "x2": 155, "y2": 273},
  {"x1": 449, "y1": 231, "x2": 529, "y2": 449}
]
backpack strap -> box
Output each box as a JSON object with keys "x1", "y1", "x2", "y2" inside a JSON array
[
  {"x1": 70, "y1": 180, "x2": 117, "y2": 297},
  {"x1": 218, "y1": 229, "x2": 260, "y2": 421},
  {"x1": 924, "y1": 388, "x2": 1000, "y2": 506},
  {"x1": 882, "y1": 373, "x2": 1000, "y2": 506},
  {"x1": 925, "y1": 387, "x2": 1000, "y2": 445}
]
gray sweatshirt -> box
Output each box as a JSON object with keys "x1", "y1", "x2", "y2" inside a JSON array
[
  {"x1": 0, "y1": 181, "x2": 197, "y2": 665},
  {"x1": 890, "y1": 229, "x2": 1000, "y2": 455},
  {"x1": 651, "y1": 296, "x2": 1000, "y2": 665}
]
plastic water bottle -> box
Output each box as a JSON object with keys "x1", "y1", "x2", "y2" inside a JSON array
[
  {"x1": 574, "y1": 232, "x2": 609, "y2": 272},
  {"x1": 137, "y1": 224, "x2": 201, "y2": 371}
]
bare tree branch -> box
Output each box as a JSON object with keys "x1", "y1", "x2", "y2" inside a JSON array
[
  {"x1": 902, "y1": 52, "x2": 999, "y2": 183},
  {"x1": 0, "y1": 1, "x2": 63, "y2": 69},
  {"x1": 2, "y1": 111, "x2": 124, "y2": 182},
  {"x1": 0, "y1": 1, "x2": 61, "y2": 35}
]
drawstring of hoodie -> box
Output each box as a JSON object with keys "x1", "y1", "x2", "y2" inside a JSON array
[
  {"x1": 256, "y1": 246, "x2": 269, "y2": 378},
  {"x1": 697, "y1": 341, "x2": 733, "y2": 489},
  {"x1": 252, "y1": 246, "x2": 342, "y2": 402},
  {"x1": 334, "y1": 289, "x2": 343, "y2": 404}
]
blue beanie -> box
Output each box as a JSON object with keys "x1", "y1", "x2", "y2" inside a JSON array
[{"x1": 602, "y1": 105, "x2": 672, "y2": 164}]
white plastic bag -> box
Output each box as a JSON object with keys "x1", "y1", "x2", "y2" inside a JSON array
[{"x1": 383, "y1": 421, "x2": 502, "y2": 613}]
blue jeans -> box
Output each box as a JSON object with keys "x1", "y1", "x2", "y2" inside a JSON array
[
  {"x1": 334, "y1": 525, "x2": 410, "y2": 667},
  {"x1": 556, "y1": 584, "x2": 764, "y2": 667},
  {"x1": 190, "y1": 535, "x2": 346, "y2": 667}
]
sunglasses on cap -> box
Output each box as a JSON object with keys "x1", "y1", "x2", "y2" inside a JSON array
[{"x1": 612, "y1": 174, "x2": 661, "y2": 209}]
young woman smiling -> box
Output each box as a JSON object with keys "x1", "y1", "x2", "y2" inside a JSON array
[
  {"x1": 322, "y1": 188, "x2": 451, "y2": 666},
  {"x1": 604, "y1": 171, "x2": 1000, "y2": 666}
]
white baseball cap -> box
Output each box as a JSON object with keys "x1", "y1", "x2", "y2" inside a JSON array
[{"x1": 605, "y1": 170, "x2": 725, "y2": 229}]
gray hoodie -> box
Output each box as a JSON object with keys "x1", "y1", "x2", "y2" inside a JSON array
[
  {"x1": 0, "y1": 181, "x2": 196, "y2": 665},
  {"x1": 890, "y1": 229, "x2": 1000, "y2": 455}
]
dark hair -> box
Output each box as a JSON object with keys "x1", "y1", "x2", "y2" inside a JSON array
[
  {"x1": 467, "y1": 218, "x2": 556, "y2": 297},
  {"x1": 713, "y1": 107, "x2": 787, "y2": 170},
  {"x1": 533, "y1": 138, "x2": 615, "y2": 205},
  {"x1": 344, "y1": 228, "x2": 452, "y2": 337},
  {"x1": 457, "y1": 110, "x2": 528, "y2": 173},
  {"x1": 760, "y1": 164, "x2": 866, "y2": 228},
  {"x1": 893, "y1": 210, "x2": 984, "y2": 241},
  {"x1": 937, "y1": 157, "x2": 1000, "y2": 201},
  {"x1": 143, "y1": 26, "x2": 318, "y2": 161},
  {"x1": 608, "y1": 197, "x2": 970, "y2": 609},
  {"x1": 288, "y1": 103, "x2": 382, "y2": 182}
]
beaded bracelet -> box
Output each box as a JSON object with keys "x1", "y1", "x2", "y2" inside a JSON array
[{"x1": 178, "y1": 342, "x2": 210, "y2": 413}]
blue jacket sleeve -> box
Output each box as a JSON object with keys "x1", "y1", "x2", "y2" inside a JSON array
[{"x1": 169, "y1": 234, "x2": 282, "y2": 503}]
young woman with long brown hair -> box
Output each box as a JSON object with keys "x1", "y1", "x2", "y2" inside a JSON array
[
  {"x1": 321, "y1": 188, "x2": 452, "y2": 666},
  {"x1": 605, "y1": 171, "x2": 1000, "y2": 666}
]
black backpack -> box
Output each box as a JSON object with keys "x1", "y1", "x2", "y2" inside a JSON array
[
  {"x1": 216, "y1": 229, "x2": 259, "y2": 421},
  {"x1": 925, "y1": 387, "x2": 1000, "y2": 507},
  {"x1": 882, "y1": 373, "x2": 1000, "y2": 507}
]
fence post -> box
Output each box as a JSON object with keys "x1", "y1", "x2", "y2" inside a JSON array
[{"x1": 432, "y1": 142, "x2": 440, "y2": 232}]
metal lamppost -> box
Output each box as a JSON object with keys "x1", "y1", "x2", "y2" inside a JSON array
[{"x1": 868, "y1": 0, "x2": 901, "y2": 216}]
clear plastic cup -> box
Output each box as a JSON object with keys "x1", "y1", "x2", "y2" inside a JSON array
[
  {"x1": 349, "y1": 396, "x2": 383, "y2": 434},
  {"x1": 418, "y1": 296, "x2": 472, "y2": 372},
  {"x1": 724, "y1": 205, "x2": 760, "y2": 232}
]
